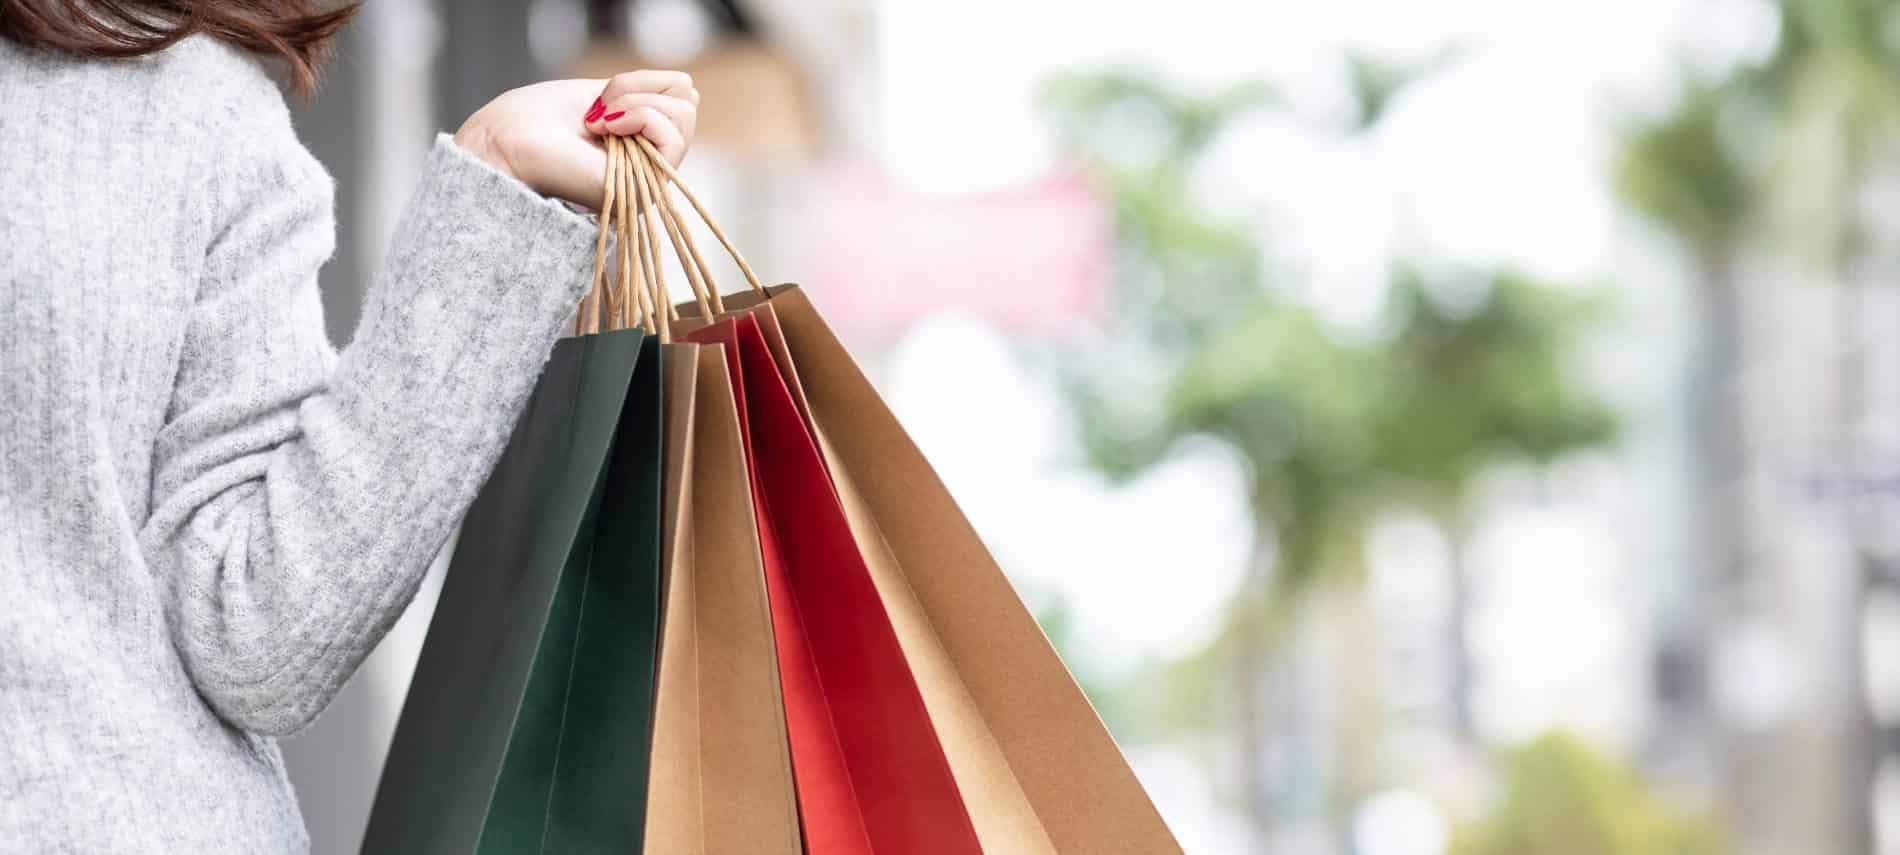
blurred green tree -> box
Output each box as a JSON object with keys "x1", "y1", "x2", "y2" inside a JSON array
[
  {"x1": 1042, "y1": 67, "x2": 1615, "y2": 841},
  {"x1": 1450, "y1": 733, "x2": 1728, "y2": 855}
]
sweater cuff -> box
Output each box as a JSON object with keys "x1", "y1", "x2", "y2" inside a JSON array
[
  {"x1": 381, "y1": 131, "x2": 597, "y2": 345},
  {"x1": 423, "y1": 131, "x2": 599, "y2": 309},
  {"x1": 328, "y1": 133, "x2": 602, "y2": 424}
]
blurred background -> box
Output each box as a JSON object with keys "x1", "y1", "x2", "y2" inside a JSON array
[{"x1": 284, "y1": 0, "x2": 1900, "y2": 853}]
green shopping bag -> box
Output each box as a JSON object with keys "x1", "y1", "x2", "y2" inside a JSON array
[
  {"x1": 360, "y1": 330, "x2": 664, "y2": 854},
  {"x1": 362, "y1": 137, "x2": 667, "y2": 854},
  {"x1": 534, "y1": 333, "x2": 663, "y2": 852}
]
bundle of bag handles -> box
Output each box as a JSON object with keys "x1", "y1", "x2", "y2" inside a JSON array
[{"x1": 577, "y1": 134, "x2": 769, "y2": 338}]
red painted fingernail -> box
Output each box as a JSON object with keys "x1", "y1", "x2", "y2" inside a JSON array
[
  {"x1": 585, "y1": 100, "x2": 605, "y2": 122},
  {"x1": 602, "y1": 110, "x2": 625, "y2": 121}
]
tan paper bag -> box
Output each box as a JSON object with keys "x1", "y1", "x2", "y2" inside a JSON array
[
  {"x1": 645, "y1": 341, "x2": 701, "y2": 852},
  {"x1": 643, "y1": 343, "x2": 802, "y2": 855}
]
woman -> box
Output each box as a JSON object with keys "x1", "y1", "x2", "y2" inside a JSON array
[{"x1": 0, "y1": 2, "x2": 693, "y2": 850}]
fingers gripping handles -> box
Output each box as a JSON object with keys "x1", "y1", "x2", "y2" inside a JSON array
[{"x1": 578, "y1": 136, "x2": 768, "y2": 338}]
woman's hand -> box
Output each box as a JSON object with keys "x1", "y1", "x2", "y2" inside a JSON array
[{"x1": 453, "y1": 70, "x2": 699, "y2": 209}]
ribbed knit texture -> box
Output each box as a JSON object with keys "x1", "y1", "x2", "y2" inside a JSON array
[{"x1": 0, "y1": 36, "x2": 600, "y2": 852}]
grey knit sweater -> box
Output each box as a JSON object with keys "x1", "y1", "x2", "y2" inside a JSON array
[{"x1": 0, "y1": 36, "x2": 600, "y2": 852}]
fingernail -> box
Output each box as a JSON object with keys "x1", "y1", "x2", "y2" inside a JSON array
[
  {"x1": 585, "y1": 100, "x2": 605, "y2": 122},
  {"x1": 602, "y1": 110, "x2": 625, "y2": 122}
]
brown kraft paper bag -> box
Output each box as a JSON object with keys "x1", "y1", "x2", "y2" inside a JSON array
[
  {"x1": 642, "y1": 341, "x2": 802, "y2": 855},
  {"x1": 645, "y1": 340, "x2": 701, "y2": 853}
]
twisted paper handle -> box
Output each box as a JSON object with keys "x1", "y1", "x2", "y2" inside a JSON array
[
  {"x1": 579, "y1": 134, "x2": 773, "y2": 334},
  {"x1": 631, "y1": 136, "x2": 768, "y2": 314},
  {"x1": 578, "y1": 136, "x2": 659, "y2": 336}
]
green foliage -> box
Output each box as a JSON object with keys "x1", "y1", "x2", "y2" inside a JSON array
[
  {"x1": 1450, "y1": 733, "x2": 1728, "y2": 855},
  {"x1": 1756, "y1": 0, "x2": 1900, "y2": 265},
  {"x1": 1042, "y1": 69, "x2": 1618, "y2": 604},
  {"x1": 1617, "y1": 0, "x2": 1900, "y2": 264},
  {"x1": 1614, "y1": 82, "x2": 1756, "y2": 253},
  {"x1": 1040, "y1": 46, "x2": 1625, "y2": 838},
  {"x1": 1368, "y1": 271, "x2": 1619, "y2": 508}
]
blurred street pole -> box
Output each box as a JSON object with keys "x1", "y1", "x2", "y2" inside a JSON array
[
  {"x1": 1839, "y1": 249, "x2": 1879, "y2": 855},
  {"x1": 297, "y1": 18, "x2": 371, "y2": 344},
  {"x1": 282, "y1": 14, "x2": 381, "y2": 855},
  {"x1": 434, "y1": 0, "x2": 544, "y2": 139}
]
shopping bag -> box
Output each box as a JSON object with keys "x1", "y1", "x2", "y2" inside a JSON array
[
  {"x1": 643, "y1": 344, "x2": 805, "y2": 855},
  {"x1": 359, "y1": 326, "x2": 657, "y2": 854},
  {"x1": 646, "y1": 338, "x2": 702, "y2": 854},
  {"x1": 631, "y1": 150, "x2": 803, "y2": 855},
  {"x1": 362, "y1": 139, "x2": 668, "y2": 855},
  {"x1": 527, "y1": 332, "x2": 664, "y2": 853},
  {"x1": 637, "y1": 138, "x2": 1182, "y2": 855}
]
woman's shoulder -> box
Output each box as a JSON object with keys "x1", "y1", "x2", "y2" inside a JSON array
[
  {"x1": 133, "y1": 35, "x2": 299, "y2": 146},
  {"x1": 1, "y1": 33, "x2": 296, "y2": 149},
  {"x1": 0, "y1": 32, "x2": 329, "y2": 254}
]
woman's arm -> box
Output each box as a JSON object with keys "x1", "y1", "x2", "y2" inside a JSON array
[{"x1": 139, "y1": 65, "x2": 690, "y2": 736}]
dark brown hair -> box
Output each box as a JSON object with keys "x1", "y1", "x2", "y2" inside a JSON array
[{"x1": 0, "y1": 1, "x2": 360, "y2": 96}]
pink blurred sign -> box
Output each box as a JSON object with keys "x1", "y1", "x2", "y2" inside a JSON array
[{"x1": 804, "y1": 164, "x2": 1112, "y2": 342}]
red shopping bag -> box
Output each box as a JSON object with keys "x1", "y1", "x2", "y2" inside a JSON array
[{"x1": 680, "y1": 314, "x2": 982, "y2": 855}]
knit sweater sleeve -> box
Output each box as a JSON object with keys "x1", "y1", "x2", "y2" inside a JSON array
[{"x1": 139, "y1": 75, "x2": 597, "y2": 736}]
